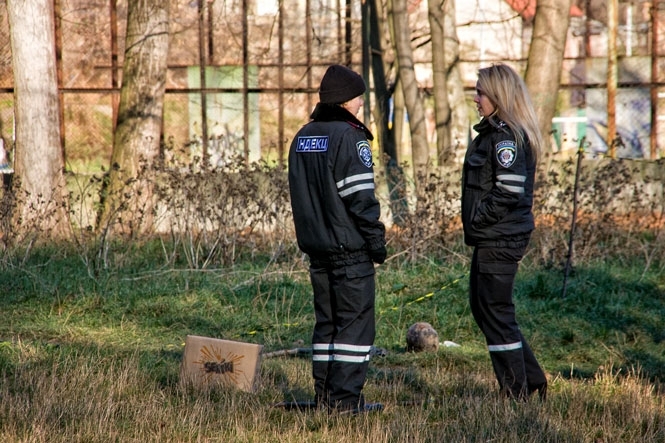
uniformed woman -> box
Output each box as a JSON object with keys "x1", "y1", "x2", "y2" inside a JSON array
[{"x1": 461, "y1": 63, "x2": 548, "y2": 401}]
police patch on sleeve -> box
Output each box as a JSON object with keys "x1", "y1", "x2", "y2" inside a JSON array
[
  {"x1": 357, "y1": 140, "x2": 373, "y2": 168},
  {"x1": 496, "y1": 140, "x2": 517, "y2": 168}
]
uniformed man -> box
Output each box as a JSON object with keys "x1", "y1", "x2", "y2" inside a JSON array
[{"x1": 288, "y1": 64, "x2": 386, "y2": 414}]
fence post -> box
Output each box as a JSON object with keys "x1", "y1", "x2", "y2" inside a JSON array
[
  {"x1": 651, "y1": 1, "x2": 661, "y2": 160},
  {"x1": 607, "y1": 0, "x2": 618, "y2": 158},
  {"x1": 198, "y1": 0, "x2": 208, "y2": 165}
]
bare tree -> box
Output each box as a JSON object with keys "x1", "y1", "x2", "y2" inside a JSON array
[
  {"x1": 426, "y1": 0, "x2": 468, "y2": 168},
  {"x1": 524, "y1": 0, "x2": 572, "y2": 154},
  {"x1": 388, "y1": 0, "x2": 429, "y2": 182},
  {"x1": 368, "y1": 0, "x2": 408, "y2": 225},
  {"x1": 99, "y1": 0, "x2": 169, "y2": 235},
  {"x1": 442, "y1": 1, "x2": 468, "y2": 160},
  {"x1": 427, "y1": 0, "x2": 452, "y2": 164},
  {"x1": 7, "y1": 0, "x2": 70, "y2": 238}
]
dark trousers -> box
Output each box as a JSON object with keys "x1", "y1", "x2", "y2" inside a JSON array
[
  {"x1": 309, "y1": 261, "x2": 376, "y2": 410},
  {"x1": 469, "y1": 245, "x2": 547, "y2": 400}
]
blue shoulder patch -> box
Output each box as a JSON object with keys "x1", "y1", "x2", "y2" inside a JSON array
[
  {"x1": 295, "y1": 136, "x2": 328, "y2": 152},
  {"x1": 496, "y1": 140, "x2": 517, "y2": 168},
  {"x1": 357, "y1": 141, "x2": 373, "y2": 168}
]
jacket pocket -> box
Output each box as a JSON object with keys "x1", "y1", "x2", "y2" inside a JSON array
[
  {"x1": 479, "y1": 261, "x2": 518, "y2": 274},
  {"x1": 465, "y1": 151, "x2": 490, "y2": 190}
]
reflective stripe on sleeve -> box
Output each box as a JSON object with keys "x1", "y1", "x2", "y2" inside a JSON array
[
  {"x1": 336, "y1": 173, "x2": 374, "y2": 188},
  {"x1": 496, "y1": 173, "x2": 526, "y2": 194},
  {"x1": 336, "y1": 173, "x2": 375, "y2": 197},
  {"x1": 338, "y1": 183, "x2": 375, "y2": 197}
]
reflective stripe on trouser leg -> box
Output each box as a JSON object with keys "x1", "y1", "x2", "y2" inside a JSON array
[
  {"x1": 469, "y1": 245, "x2": 545, "y2": 398},
  {"x1": 489, "y1": 340, "x2": 528, "y2": 398},
  {"x1": 309, "y1": 262, "x2": 376, "y2": 409},
  {"x1": 310, "y1": 266, "x2": 335, "y2": 404}
]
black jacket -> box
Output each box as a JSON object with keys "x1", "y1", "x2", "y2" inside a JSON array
[
  {"x1": 461, "y1": 117, "x2": 536, "y2": 247},
  {"x1": 288, "y1": 103, "x2": 386, "y2": 266}
]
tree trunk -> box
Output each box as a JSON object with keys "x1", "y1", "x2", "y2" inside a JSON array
[
  {"x1": 446, "y1": 63, "x2": 469, "y2": 162},
  {"x1": 393, "y1": 80, "x2": 406, "y2": 161},
  {"x1": 524, "y1": 0, "x2": 572, "y2": 155},
  {"x1": 443, "y1": 0, "x2": 468, "y2": 163},
  {"x1": 99, "y1": 0, "x2": 169, "y2": 235},
  {"x1": 369, "y1": 0, "x2": 408, "y2": 226},
  {"x1": 7, "y1": 0, "x2": 70, "y2": 239},
  {"x1": 388, "y1": 0, "x2": 429, "y2": 184},
  {"x1": 427, "y1": 0, "x2": 452, "y2": 165}
]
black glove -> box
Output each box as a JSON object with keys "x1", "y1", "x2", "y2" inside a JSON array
[{"x1": 369, "y1": 245, "x2": 387, "y2": 264}]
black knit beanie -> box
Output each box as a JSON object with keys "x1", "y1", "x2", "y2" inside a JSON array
[{"x1": 319, "y1": 64, "x2": 366, "y2": 104}]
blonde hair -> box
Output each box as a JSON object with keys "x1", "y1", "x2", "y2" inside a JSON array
[{"x1": 477, "y1": 63, "x2": 543, "y2": 160}]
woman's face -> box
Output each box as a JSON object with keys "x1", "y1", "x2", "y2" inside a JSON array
[
  {"x1": 342, "y1": 95, "x2": 364, "y2": 116},
  {"x1": 474, "y1": 82, "x2": 496, "y2": 118}
]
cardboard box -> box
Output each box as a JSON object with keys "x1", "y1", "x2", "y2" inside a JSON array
[{"x1": 180, "y1": 335, "x2": 263, "y2": 392}]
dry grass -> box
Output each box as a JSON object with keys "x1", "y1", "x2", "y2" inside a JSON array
[{"x1": 1, "y1": 342, "x2": 663, "y2": 443}]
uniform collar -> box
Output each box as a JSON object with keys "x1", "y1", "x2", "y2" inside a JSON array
[
  {"x1": 473, "y1": 116, "x2": 510, "y2": 135},
  {"x1": 310, "y1": 103, "x2": 374, "y2": 141}
]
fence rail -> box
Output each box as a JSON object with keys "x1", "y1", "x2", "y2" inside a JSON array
[{"x1": 0, "y1": 0, "x2": 663, "y2": 174}]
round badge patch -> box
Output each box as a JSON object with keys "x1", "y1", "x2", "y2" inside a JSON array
[
  {"x1": 357, "y1": 141, "x2": 373, "y2": 168},
  {"x1": 496, "y1": 140, "x2": 517, "y2": 168}
]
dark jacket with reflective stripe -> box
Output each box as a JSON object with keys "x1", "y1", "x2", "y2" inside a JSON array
[
  {"x1": 288, "y1": 103, "x2": 385, "y2": 266},
  {"x1": 461, "y1": 117, "x2": 536, "y2": 247}
]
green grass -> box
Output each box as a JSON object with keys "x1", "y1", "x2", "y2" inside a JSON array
[{"x1": 1, "y1": 241, "x2": 664, "y2": 442}]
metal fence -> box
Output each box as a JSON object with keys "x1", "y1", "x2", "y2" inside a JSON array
[{"x1": 0, "y1": 0, "x2": 663, "y2": 178}]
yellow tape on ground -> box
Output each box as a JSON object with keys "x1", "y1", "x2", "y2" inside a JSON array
[
  {"x1": 379, "y1": 274, "x2": 466, "y2": 315},
  {"x1": 238, "y1": 274, "x2": 467, "y2": 336}
]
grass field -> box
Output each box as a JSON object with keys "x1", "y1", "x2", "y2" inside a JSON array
[{"x1": 1, "y1": 239, "x2": 664, "y2": 442}]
